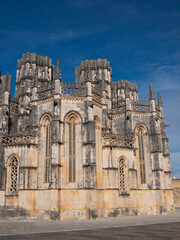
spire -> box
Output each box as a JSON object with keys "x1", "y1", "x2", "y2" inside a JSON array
[
  {"x1": 55, "y1": 58, "x2": 61, "y2": 80},
  {"x1": 149, "y1": 83, "x2": 155, "y2": 100},
  {"x1": 158, "y1": 91, "x2": 163, "y2": 107}
]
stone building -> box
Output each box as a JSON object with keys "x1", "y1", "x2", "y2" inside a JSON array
[
  {"x1": 172, "y1": 179, "x2": 180, "y2": 208},
  {"x1": 0, "y1": 53, "x2": 174, "y2": 220}
]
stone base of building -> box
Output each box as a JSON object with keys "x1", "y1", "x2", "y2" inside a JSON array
[{"x1": 0, "y1": 189, "x2": 175, "y2": 220}]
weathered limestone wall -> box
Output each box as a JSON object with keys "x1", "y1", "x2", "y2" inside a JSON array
[
  {"x1": 172, "y1": 179, "x2": 180, "y2": 207},
  {"x1": 0, "y1": 190, "x2": 59, "y2": 219},
  {"x1": 0, "y1": 189, "x2": 174, "y2": 220}
]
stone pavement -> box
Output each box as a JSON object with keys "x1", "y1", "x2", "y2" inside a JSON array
[{"x1": 0, "y1": 209, "x2": 179, "y2": 237}]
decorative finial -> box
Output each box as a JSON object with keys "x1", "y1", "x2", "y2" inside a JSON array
[
  {"x1": 149, "y1": 83, "x2": 155, "y2": 100},
  {"x1": 158, "y1": 91, "x2": 163, "y2": 107},
  {"x1": 55, "y1": 58, "x2": 61, "y2": 80}
]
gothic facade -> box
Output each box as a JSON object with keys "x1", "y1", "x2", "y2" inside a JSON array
[{"x1": 0, "y1": 53, "x2": 174, "y2": 220}]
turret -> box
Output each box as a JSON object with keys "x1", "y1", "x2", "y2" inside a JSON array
[
  {"x1": 0, "y1": 73, "x2": 11, "y2": 134},
  {"x1": 16, "y1": 53, "x2": 54, "y2": 132},
  {"x1": 75, "y1": 58, "x2": 112, "y2": 86},
  {"x1": 16, "y1": 52, "x2": 54, "y2": 98}
]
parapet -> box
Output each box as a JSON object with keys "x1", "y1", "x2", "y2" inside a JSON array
[
  {"x1": 75, "y1": 59, "x2": 112, "y2": 84},
  {"x1": 17, "y1": 52, "x2": 52, "y2": 69}
]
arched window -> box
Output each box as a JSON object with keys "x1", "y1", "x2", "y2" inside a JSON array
[
  {"x1": 6, "y1": 155, "x2": 19, "y2": 195},
  {"x1": 69, "y1": 117, "x2": 76, "y2": 183},
  {"x1": 10, "y1": 157, "x2": 18, "y2": 193},
  {"x1": 44, "y1": 118, "x2": 50, "y2": 183},
  {"x1": 94, "y1": 116, "x2": 101, "y2": 186},
  {"x1": 94, "y1": 116, "x2": 100, "y2": 162},
  {"x1": 118, "y1": 158, "x2": 125, "y2": 192},
  {"x1": 136, "y1": 126, "x2": 147, "y2": 184},
  {"x1": 65, "y1": 112, "x2": 81, "y2": 185},
  {"x1": 41, "y1": 114, "x2": 51, "y2": 184}
]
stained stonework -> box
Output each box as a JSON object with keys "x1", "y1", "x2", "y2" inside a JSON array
[
  {"x1": 0, "y1": 53, "x2": 174, "y2": 220},
  {"x1": 172, "y1": 179, "x2": 180, "y2": 207}
]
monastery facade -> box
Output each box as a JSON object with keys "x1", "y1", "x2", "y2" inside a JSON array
[{"x1": 0, "y1": 53, "x2": 174, "y2": 219}]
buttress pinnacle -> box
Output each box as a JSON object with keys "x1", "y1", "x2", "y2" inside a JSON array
[
  {"x1": 55, "y1": 58, "x2": 61, "y2": 80},
  {"x1": 149, "y1": 83, "x2": 155, "y2": 100},
  {"x1": 158, "y1": 91, "x2": 163, "y2": 107}
]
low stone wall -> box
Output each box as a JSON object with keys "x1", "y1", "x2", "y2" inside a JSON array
[{"x1": 172, "y1": 179, "x2": 180, "y2": 207}]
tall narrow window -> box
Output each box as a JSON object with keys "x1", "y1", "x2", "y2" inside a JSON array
[
  {"x1": 94, "y1": 116, "x2": 100, "y2": 162},
  {"x1": 94, "y1": 116, "x2": 101, "y2": 186},
  {"x1": 119, "y1": 158, "x2": 125, "y2": 191},
  {"x1": 44, "y1": 119, "x2": 50, "y2": 183},
  {"x1": 10, "y1": 157, "x2": 18, "y2": 193},
  {"x1": 69, "y1": 117, "x2": 76, "y2": 182},
  {"x1": 138, "y1": 128, "x2": 146, "y2": 184}
]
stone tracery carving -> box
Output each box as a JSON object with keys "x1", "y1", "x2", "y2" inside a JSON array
[
  {"x1": 61, "y1": 82, "x2": 86, "y2": 97},
  {"x1": 119, "y1": 158, "x2": 125, "y2": 191},
  {"x1": 102, "y1": 133, "x2": 134, "y2": 148},
  {"x1": 9, "y1": 157, "x2": 18, "y2": 193},
  {"x1": 0, "y1": 135, "x2": 36, "y2": 145},
  {"x1": 131, "y1": 100, "x2": 149, "y2": 112}
]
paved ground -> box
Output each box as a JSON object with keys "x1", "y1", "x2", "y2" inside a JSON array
[
  {"x1": 0, "y1": 222, "x2": 179, "y2": 240},
  {"x1": 0, "y1": 209, "x2": 179, "y2": 239}
]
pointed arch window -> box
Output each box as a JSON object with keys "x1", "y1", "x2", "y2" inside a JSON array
[
  {"x1": 94, "y1": 116, "x2": 100, "y2": 162},
  {"x1": 94, "y1": 116, "x2": 101, "y2": 187},
  {"x1": 44, "y1": 118, "x2": 50, "y2": 183},
  {"x1": 41, "y1": 114, "x2": 51, "y2": 185},
  {"x1": 6, "y1": 156, "x2": 19, "y2": 195},
  {"x1": 10, "y1": 157, "x2": 18, "y2": 193},
  {"x1": 119, "y1": 158, "x2": 125, "y2": 192},
  {"x1": 69, "y1": 117, "x2": 76, "y2": 183},
  {"x1": 137, "y1": 127, "x2": 146, "y2": 184}
]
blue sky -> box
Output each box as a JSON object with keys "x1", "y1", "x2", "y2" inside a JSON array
[{"x1": 0, "y1": 0, "x2": 180, "y2": 177}]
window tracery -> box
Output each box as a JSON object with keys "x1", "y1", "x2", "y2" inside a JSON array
[
  {"x1": 10, "y1": 157, "x2": 18, "y2": 193},
  {"x1": 137, "y1": 126, "x2": 146, "y2": 184},
  {"x1": 44, "y1": 118, "x2": 50, "y2": 183},
  {"x1": 41, "y1": 114, "x2": 51, "y2": 184},
  {"x1": 119, "y1": 158, "x2": 125, "y2": 192},
  {"x1": 69, "y1": 117, "x2": 76, "y2": 183}
]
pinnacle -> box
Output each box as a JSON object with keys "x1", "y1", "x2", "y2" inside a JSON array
[
  {"x1": 149, "y1": 83, "x2": 155, "y2": 100},
  {"x1": 55, "y1": 58, "x2": 61, "y2": 80},
  {"x1": 158, "y1": 91, "x2": 163, "y2": 107}
]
